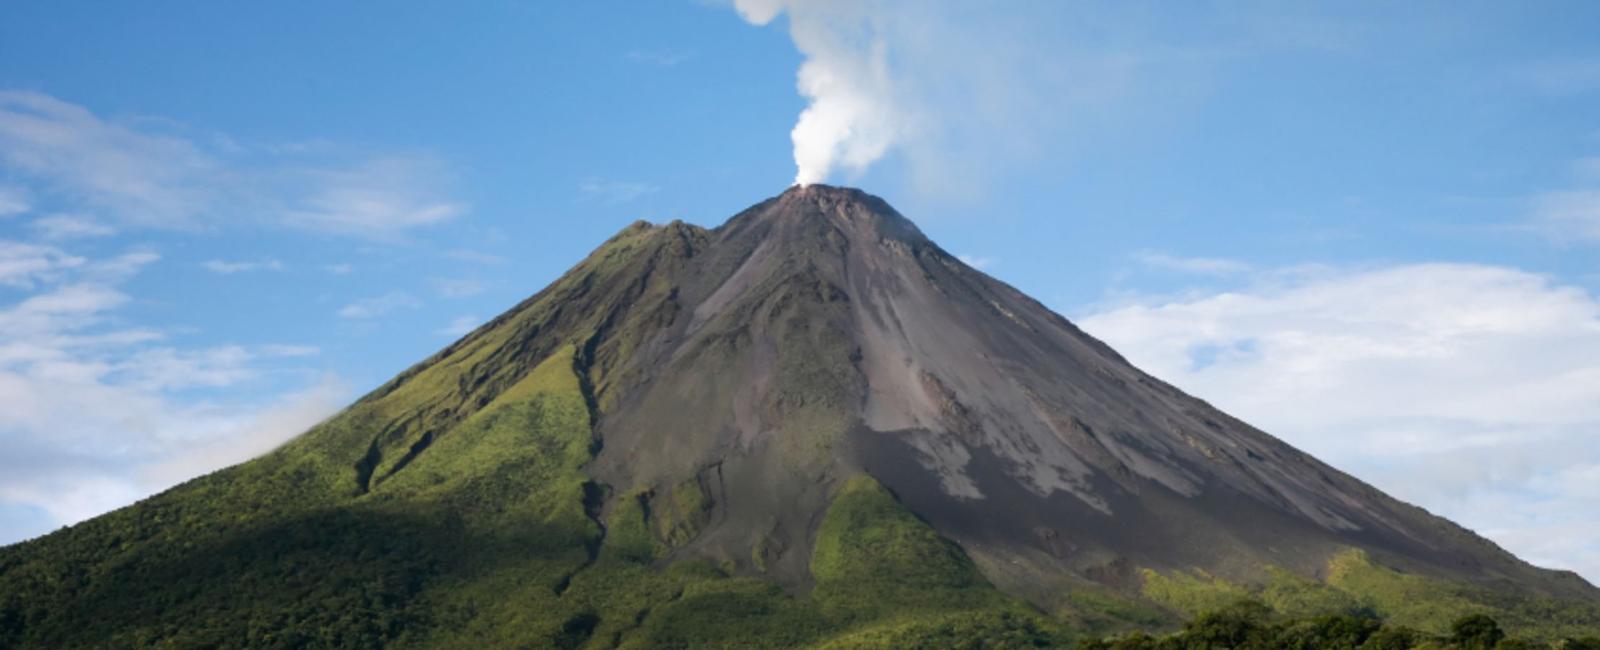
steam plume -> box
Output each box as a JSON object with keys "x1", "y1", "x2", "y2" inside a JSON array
[{"x1": 735, "y1": 0, "x2": 915, "y2": 187}]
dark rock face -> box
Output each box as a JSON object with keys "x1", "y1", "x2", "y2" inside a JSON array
[{"x1": 493, "y1": 184, "x2": 1585, "y2": 600}]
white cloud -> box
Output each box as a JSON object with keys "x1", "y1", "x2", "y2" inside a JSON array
[
  {"x1": 1133, "y1": 250, "x2": 1252, "y2": 276},
  {"x1": 116, "y1": 346, "x2": 259, "y2": 391},
  {"x1": 259, "y1": 344, "x2": 319, "y2": 358},
  {"x1": 0, "y1": 91, "x2": 217, "y2": 227},
  {"x1": 1533, "y1": 188, "x2": 1600, "y2": 242},
  {"x1": 578, "y1": 178, "x2": 659, "y2": 204},
  {"x1": 89, "y1": 249, "x2": 160, "y2": 280},
  {"x1": 280, "y1": 158, "x2": 466, "y2": 237},
  {"x1": 444, "y1": 248, "x2": 508, "y2": 266},
  {"x1": 1077, "y1": 263, "x2": 1600, "y2": 583},
  {"x1": 438, "y1": 315, "x2": 481, "y2": 337},
  {"x1": 338, "y1": 291, "x2": 422, "y2": 319},
  {"x1": 431, "y1": 278, "x2": 486, "y2": 298},
  {"x1": 201, "y1": 259, "x2": 284, "y2": 274},
  {"x1": 957, "y1": 253, "x2": 996, "y2": 270},
  {"x1": 323, "y1": 263, "x2": 354, "y2": 275},
  {"x1": 31, "y1": 214, "x2": 116, "y2": 239},
  {"x1": 0, "y1": 245, "x2": 341, "y2": 542},
  {"x1": 0, "y1": 240, "x2": 86, "y2": 289},
  {"x1": 0, "y1": 91, "x2": 466, "y2": 239},
  {"x1": 141, "y1": 375, "x2": 345, "y2": 488}
]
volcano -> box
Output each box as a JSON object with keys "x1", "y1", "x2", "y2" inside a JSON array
[{"x1": 2, "y1": 185, "x2": 1595, "y2": 648}]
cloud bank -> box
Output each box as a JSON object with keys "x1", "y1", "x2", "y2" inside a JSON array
[
  {"x1": 0, "y1": 242, "x2": 346, "y2": 539},
  {"x1": 0, "y1": 91, "x2": 465, "y2": 239},
  {"x1": 1078, "y1": 263, "x2": 1600, "y2": 583}
]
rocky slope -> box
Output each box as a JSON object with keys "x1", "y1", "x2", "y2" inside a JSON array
[{"x1": 1, "y1": 185, "x2": 1594, "y2": 648}]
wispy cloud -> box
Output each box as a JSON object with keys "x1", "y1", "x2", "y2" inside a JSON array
[
  {"x1": 957, "y1": 253, "x2": 996, "y2": 271},
  {"x1": 201, "y1": 259, "x2": 284, "y2": 274},
  {"x1": 0, "y1": 90, "x2": 467, "y2": 239},
  {"x1": 323, "y1": 263, "x2": 354, "y2": 275},
  {"x1": 1133, "y1": 250, "x2": 1252, "y2": 275},
  {"x1": 1526, "y1": 157, "x2": 1600, "y2": 243},
  {"x1": 431, "y1": 278, "x2": 486, "y2": 298},
  {"x1": 0, "y1": 91, "x2": 216, "y2": 227},
  {"x1": 140, "y1": 376, "x2": 344, "y2": 488},
  {"x1": 578, "y1": 178, "x2": 659, "y2": 204},
  {"x1": 437, "y1": 315, "x2": 481, "y2": 337},
  {"x1": 1532, "y1": 189, "x2": 1600, "y2": 242},
  {"x1": 337, "y1": 291, "x2": 421, "y2": 319},
  {"x1": 1079, "y1": 262, "x2": 1600, "y2": 582},
  {"x1": 30, "y1": 214, "x2": 115, "y2": 239},
  {"x1": 444, "y1": 248, "x2": 508, "y2": 266},
  {"x1": 0, "y1": 240, "x2": 86, "y2": 288},
  {"x1": 1515, "y1": 57, "x2": 1600, "y2": 95},
  {"x1": 0, "y1": 243, "x2": 339, "y2": 541},
  {"x1": 278, "y1": 158, "x2": 466, "y2": 238},
  {"x1": 258, "y1": 344, "x2": 319, "y2": 357}
]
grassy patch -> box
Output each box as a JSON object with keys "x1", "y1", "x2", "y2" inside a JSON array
[
  {"x1": 652, "y1": 477, "x2": 713, "y2": 548},
  {"x1": 810, "y1": 475, "x2": 1014, "y2": 622},
  {"x1": 1261, "y1": 565, "x2": 1362, "y2": 618},
  {"x1": 1138, "y1": 568, "x2": 1251, "y2": 617},
  {"x1": 1323, "y1": 549, "x2": 1487, "y2": 633}
]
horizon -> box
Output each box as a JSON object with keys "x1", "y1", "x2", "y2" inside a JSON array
[{"x1": 1, "y1": 1, "x2": 1597, "y2": 588}]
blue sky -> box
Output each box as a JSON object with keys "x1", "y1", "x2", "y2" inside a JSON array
[{"x1": 1, "y1": 2, "x2": 1598, "y2": 581}]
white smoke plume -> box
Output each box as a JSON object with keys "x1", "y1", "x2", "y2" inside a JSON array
[
  {"x1": 733, "y1": 3, "x2": 1374, "y2": 194},
  {"x1": 731, "y1": 1, "x2": 1092, "y2": 194},
  {"x1": 734, "y1": 0, "x2": 915, "y2": 186}
]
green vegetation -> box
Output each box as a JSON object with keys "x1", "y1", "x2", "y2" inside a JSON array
[
  {"x1": 1262, "y1": 566, "x2": 1364, "y2": 618},
  {"x1": 1079, "y1": 601, "x2": 1600, "y2": 650},
  {"x1": 811, "y1": 475, "x2": 1015, "y2": 621},
  {"x1": 1061, "y1": 587, "x2": 1176, "y2": 634},
  {"x1": 604, "y1": 490, "x2": 664, "y2": 564},
  {"x1": 1323, "y1": 549, "x2": 1489, "y2": 632},
  {"x1": 1135, "y1": 551, "x2": 1600, "y2": 643},
  {"x1": 652, "y1": 477, "x2": 713, "y2": 548},
  {"x1": 0, "y1": 338, "x2": 1068, "y2": 648},
  {"x1": 1140, "y1": 568, "x2": 1253, "y2": 617}
]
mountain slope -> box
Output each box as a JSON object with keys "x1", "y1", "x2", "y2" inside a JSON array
[{"x1": 1, "y1": 185, "x2": 1595, "y2": 648}]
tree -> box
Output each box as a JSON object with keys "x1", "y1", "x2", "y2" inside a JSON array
[
  {"x1": 1360, "y1": 625, "x2": 1419, "y2": 650},
  {"x1": 1276, "y1": 614, "x2": 1381, "y2": 650},
  {"x1": 1179, "y1": 600, "x2": 1273, "y2": 649},
  {"x1": 1450, "y1": 614, "x2": 1505, "y2": 650}
]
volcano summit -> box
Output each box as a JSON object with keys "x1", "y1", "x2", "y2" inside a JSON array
[{"x1": 2, "y1": 186, "x2": 1595, "y2": 648}]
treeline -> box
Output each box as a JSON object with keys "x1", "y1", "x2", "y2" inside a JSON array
[{"x1": 1077, "y1": 601, "x2": 1600, "y2": 650}]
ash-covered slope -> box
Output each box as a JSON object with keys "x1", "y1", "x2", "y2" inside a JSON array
[
  {"x1": 2, "y1": 185, "x2": 1594, "y2": 648},
  {"x1": 561, "y1": 185, "x2": 1587, "y2": 596}
]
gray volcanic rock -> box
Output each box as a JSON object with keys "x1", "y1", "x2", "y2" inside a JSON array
[{"x1": 555, "y1": 184, "x2": 1588, "y2": 600}]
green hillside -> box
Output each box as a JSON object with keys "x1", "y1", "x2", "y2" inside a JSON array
[{"x1": 0, "y1": 345, "x2": 1059, "y2": 648}]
